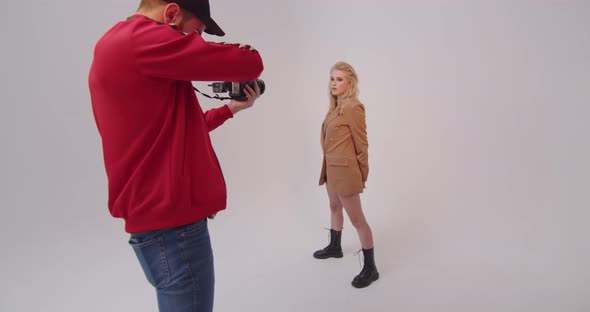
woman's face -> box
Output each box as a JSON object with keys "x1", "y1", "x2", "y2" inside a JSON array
[{"x1": 330, "y1": 70, "x2": 349, "y2": 97}]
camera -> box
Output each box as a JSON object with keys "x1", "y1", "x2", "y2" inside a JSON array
[{"x1": 209, "y1": 79, "x2": 266, "y2": 101}]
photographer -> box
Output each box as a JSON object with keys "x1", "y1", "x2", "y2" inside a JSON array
[{"x1": 88, "y1": 0, "x2": 263, "y2": 311}]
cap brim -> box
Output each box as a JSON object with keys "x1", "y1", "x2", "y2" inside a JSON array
[{"x1": 203, "y1": 17, "x2": 225, "y2": 36}]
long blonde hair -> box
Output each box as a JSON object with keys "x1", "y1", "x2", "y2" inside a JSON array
[{"x1": 328, "y1": 62, "x2": 360, "y2": 115}]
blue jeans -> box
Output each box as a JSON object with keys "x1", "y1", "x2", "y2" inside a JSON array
[{"x1": 129, "y1": 219, "x2": 215, "y2": 312}]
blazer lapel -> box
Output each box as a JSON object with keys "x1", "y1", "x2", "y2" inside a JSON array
[
  {"x1": 322, "y1": 109, "x2": 340, "y2": 153},
  {"x1": 324, "y1": 109, "x2": 340, "y2": 128}
]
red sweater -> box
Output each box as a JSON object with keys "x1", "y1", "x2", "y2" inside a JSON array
[{"x1": 89, "y1": 15, "x2": 263, "y2": 233}]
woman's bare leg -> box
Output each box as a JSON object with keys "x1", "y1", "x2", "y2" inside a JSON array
[
  {"x1": 327, "y1": 189, "x2": 344, "y2": 231},
  {"x1": 338, "y1": 194, "x2": 373, "y2": 249}
]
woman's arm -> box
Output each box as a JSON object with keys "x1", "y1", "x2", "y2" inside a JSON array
[{"x1": 346, "y1": 103, "x2": 369, "y2": 182}]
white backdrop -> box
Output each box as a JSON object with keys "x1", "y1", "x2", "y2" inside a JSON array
[{"x1": 1, "y1": 0, "x2": 589, "y2": 311}]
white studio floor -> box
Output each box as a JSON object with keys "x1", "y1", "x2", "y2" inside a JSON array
[{"x1": 5, "y1": 185, "x2": 586, "y2": 312}]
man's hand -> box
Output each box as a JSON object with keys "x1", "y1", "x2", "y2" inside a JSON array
[{"x1": 227, "y1": 82, "x2": 261, "y2": 115}]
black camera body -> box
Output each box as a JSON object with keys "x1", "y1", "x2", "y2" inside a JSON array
[{"x1": 209, "y1": 79, "x2": 266, "y2": 101}]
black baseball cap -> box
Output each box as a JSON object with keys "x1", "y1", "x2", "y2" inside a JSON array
[{"x1": 164, "y1": 0, "x2": 225, "y2": 36}]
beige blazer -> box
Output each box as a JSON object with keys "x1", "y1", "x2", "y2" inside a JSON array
[{"x1": 319, "y1": 102, "x2": 369, "y2": 195}]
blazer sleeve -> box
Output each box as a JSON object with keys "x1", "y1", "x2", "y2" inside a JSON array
[{"x1": 345, "y1": 104, "x2": 369, "y2": 181}]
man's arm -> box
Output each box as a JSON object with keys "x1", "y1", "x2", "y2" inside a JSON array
[
  {"x1": 131, "y1": 21, "x2": 263, "y2": 82},
  {"x1": 203, "y1": 83, "x2": 261, "y2": 132},
  {"x1": 203, "y1": 105, "x2": 233, "y2": 132}
]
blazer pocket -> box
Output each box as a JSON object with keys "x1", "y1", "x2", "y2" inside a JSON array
[{"x1": 327, "y1": 157, "x2": 349, "y2": 167}]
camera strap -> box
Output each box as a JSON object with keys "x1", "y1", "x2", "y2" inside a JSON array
[{"x1": 192, "y1": 85, "x2": 232, "y2": 101}]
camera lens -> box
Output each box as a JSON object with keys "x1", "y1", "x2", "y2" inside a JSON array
[{"x1": 256, "y1": 79, "x2": 266, "y2": 95}]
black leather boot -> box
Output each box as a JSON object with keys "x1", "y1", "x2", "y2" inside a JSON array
[
  {"x1": 351, "y1": 248, "x2": 379, "y2": 288},
  {"x1": 313, "y1": 229, "x2": 343, "y2": 259}
]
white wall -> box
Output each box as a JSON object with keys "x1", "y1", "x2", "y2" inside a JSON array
[{"x1": 1, "y1": 1, "x2": 589, "y2": 311}]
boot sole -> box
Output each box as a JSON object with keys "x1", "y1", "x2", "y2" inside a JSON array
[{"x1": 313, "y1": 253, "x2": 344, "y2": 259}]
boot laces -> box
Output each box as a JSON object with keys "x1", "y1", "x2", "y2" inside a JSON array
[
  {"x1": 323, "y1": 227, "x2": 331, "y2": 241},
  {"x1": 354, "y1": 249, "x2": 363, "y2": 268}
]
